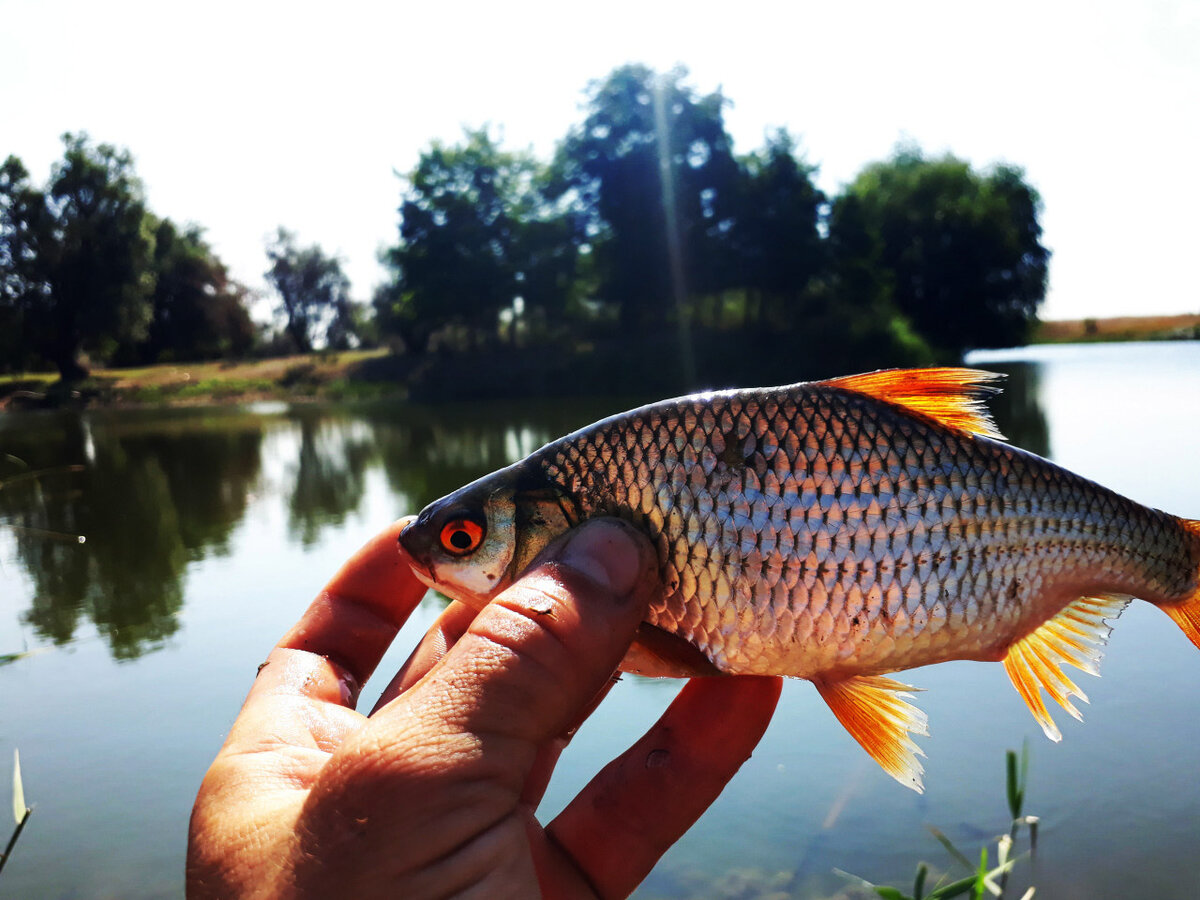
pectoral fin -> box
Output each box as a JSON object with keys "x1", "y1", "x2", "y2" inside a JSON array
[
  {"x1": 618, "y1": 623, "x2": 723, "y2": 677},
  {"x1": 814, "y1": 674, "x2": 930, "y2": 793},
  {"x1": 1002, "y1": 594, "x2": 1131, "y2": 741}
]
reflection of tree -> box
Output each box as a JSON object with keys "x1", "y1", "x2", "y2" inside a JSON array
[
  {"x1": 0, "y1": 412, "x2": 263, "y2": 659},
  {"x1": 286, "y1": 411, "x2": 376, "y2": 546},
  {"x1": 369, "y1": 402, "x2": 611, "y2": 511},
  {"x1": 985, "y1": 362, "x2": 1051, "y2": 458}
]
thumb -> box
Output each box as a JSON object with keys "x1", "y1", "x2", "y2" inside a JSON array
[{"x1": 402, "y1": 517, "x2": 661, "y2": 749}]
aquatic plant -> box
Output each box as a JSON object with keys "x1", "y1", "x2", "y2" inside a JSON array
[{"x1": 841, "y1": 744, "x2": 1038, "y2": 900}]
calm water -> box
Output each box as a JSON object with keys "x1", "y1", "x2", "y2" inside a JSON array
[{"x1": 2, "y1": 342, "x2": 1199, "y2": 899}]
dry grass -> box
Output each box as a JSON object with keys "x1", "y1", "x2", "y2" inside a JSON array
[
  {"x1": 98, "y1": 348, "x2": 388, "y2": 387},
  {"x1": 1035, "y1": 313, "x2": 1200, "y2": 343},
  {"x1": 0, "y1": 348, "x2": 395, "y2": 409}
]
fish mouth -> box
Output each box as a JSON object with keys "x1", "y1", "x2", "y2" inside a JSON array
[{"x1": 397, "y1": 519, "x2": 436, "y2": 586}]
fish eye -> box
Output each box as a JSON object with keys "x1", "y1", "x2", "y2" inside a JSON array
[{"x1": 439, "y1": 515, "x2": 485, "y2": 556}]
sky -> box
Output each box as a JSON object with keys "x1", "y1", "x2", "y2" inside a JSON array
[{"x1": 2, "y1": 0, "x2": 1197, "y2": 322}]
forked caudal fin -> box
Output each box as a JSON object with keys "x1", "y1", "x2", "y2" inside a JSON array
[
  {"x1": 1002, "y1": 594, "x2": 1130, "y2": 742},
  {"x1": 814, "y1": 675, "x2": 930, "y2": 793},
  {"x1": 1157, "y1": 518, "x2": 1200, "y2": 652}
]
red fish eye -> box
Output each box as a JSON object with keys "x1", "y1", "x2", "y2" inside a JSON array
[{"x1": 439, "y1": 518, "x2": 484, "y2": 556}]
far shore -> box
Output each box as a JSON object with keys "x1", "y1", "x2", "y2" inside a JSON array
[
  {"x1": 2, "y1": 313, "x2": 1197, "y2": 412},
  {"x1": 1033, "y1": 312, "x2": 1200, "y2": 343}
]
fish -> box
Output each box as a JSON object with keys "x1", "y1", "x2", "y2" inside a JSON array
[{"x1": 398, "y1": 367, "x2": 1200, "y2": 791}]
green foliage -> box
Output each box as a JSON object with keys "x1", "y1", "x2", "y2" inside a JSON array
[
  {"x1": 376, "y1": 66, "x2": 1016, "y2": 397},
  {"x1": 833, "y1": 146, "x2": 1049, "y2": 357},
  {"x1": 731, "y1": 128, "x2": 827, "y2": 308},
  {"x1": 266, "y1": 228, "x2": 356, "y2": 353},
  {"x1": 3, "y1": 67, "x2": 1050, "y2": 395},
  {"x1": 135, "y1": 219, "x2": 255, "y2": 364},
  {"x1": 0, "y1": 134, "x2": 155, "y2": 379},
  {"x1": 375, "y1": 127, "x2": 575, "y2": 354},
  {"x1": 1, "y1": 137, "x2": 258, "y2": 377},
  {"x1": 557, "y1": 64, "x2": 739, "y2": 330}
]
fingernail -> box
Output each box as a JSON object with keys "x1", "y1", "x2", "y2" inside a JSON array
[{"x1": 554, "y1": 520, "x2": 646, "y2": 598}]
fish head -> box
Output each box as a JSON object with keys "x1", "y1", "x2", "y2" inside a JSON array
[{"x1": 398, "y1": 465, "x2": 576, "y2": 609}]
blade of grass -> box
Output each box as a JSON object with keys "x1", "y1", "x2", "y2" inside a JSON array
[
  {"x1": 11, "y1": 751, "x2": 22, "y2": 825},
  {"x1": 0, "y1": 750, "x2": 32, "y2": 877},
  {"x1": 1006, "y1": 749, "x2": 1022, "y2": 819},
  {"x1": 973, "y1": 847, "x2": 987, "y2": 900},
  {"x1": 927, "y1": 825, "x2": 975, "y2": 872}
]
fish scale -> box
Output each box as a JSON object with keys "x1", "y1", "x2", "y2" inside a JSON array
[{"x1": 399, "y1": 368, "x2": 1200, "y2": 790}]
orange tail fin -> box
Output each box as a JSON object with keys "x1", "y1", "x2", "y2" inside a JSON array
[{"x1": 1159, "y1": 518, "x2": 1200, "y2": 650}]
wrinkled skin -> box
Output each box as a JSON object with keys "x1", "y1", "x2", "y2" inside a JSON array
[{"x1": 187, "y1": 517, "x2": 781, "y2": 899}]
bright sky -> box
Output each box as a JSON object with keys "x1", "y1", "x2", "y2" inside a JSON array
[{"x1": 2, "y1": 0, "x2": 1197, "y2": 322}]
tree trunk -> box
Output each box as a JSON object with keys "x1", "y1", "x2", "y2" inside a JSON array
[{"x1": 53, "y1": 337, "x2": 89, "y2": 382}]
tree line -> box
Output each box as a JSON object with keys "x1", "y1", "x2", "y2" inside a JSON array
[
  {"x1": 2, "y1": 64, "x2": 1050, "y2": 387},
  {"x1": 0, "y1": 138, "x2": 357, "y2": 379}
]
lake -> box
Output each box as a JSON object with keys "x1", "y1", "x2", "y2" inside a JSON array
[{"x1": 2, "y1": 341, "x2": 1199, "y2": 898}]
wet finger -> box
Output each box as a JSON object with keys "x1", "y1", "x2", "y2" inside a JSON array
[{"x1": 545, "y1": 675, "x2": 782, "y2": 898}]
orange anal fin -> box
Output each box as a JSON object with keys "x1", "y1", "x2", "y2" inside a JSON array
[
  {"x1": 618, "y1": 623, "x2": 723, "y2": 678},
  {"x1": 814, "y1": 674, "x2": 929, "y2": 793},
  {"x1": 821, "y1": 367, "x2": 1006, "y2": 440},
  {"x1": 1003, "y1": 594, "x2": 1131, "y2": 742}
]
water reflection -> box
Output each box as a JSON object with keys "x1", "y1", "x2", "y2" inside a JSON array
[
  {"x1": 371, "y1": 400, "x2": 608, "y2": 507},
  {"x1": 977, "y1": 361, "x2": 1049, "y2": 457},
  {"x1": 1, "y1": 412, "x2": 263, "y2": 658},
  {"x1": 0, "y1": 376, "x2": 1052, "y2": 664},
  {"x1": 286, "y1": 410, "x2": 376, "y2": 546}
]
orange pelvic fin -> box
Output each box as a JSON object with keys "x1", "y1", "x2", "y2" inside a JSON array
[
  {"x1": 822, "y1": 367, "x2": 1006, "y2": 440},
  {"x1": 814, "y1": 674, "x2": 929, "y2": 793},
  {"x1": 1158, "y1": 519, "x2": 1200, "y2": 650},
  {"x1": 1002, "y1": 594, "x2": 1131, "y2": 741}
]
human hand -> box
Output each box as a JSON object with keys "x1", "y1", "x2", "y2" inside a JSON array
[{"x1": 186, "y1": 517, "x2": 782, "y2": 899}]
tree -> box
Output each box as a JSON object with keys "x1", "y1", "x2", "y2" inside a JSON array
[
  {"x1": 730, "y1": 129, "x2": 827, "y2": 326},
  {"x1": 0, "y1": 134, "x2": 155, "y2": 379},
  {"x1": 265, "y1": 228, "x2": 355, "y2": 353},
  {"x1": 0, "y1": 156, "x2": 43, "y2": 372},
  {"x1": 375, "y1": 128, "x2": 569, "y2": 353},
  {"x1": 119, "y1": 218, "x2": 254, "y2": 364},
  {"x1": 556, "y1": 64, "x2": 740, "y2": 330},
  {"x1": 831, "y1": 147, "x2": 1050, "y2": 355}
]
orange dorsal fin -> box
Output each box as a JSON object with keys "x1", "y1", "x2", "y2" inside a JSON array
[
  {"x1": 823, "y1": 367, "x2": 1006, "y2": 440},
  {"x1": 1002, "y1": 594, "x2": 1131, "y2": 741},
  {"x1": 814, "y1": 674, "x2": 929, "y2": 793},
  {"x1": 1159, "y1": 519, "x2": 1200, "y2": 650}
]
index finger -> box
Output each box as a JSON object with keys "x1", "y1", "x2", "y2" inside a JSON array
[{"x1": 276, "y1": 516, "x2": 429, "y2": 702}]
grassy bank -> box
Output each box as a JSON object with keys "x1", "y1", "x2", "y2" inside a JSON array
[{"x1": 0, "y1": 348, "x2": 398, "y2": 411}]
